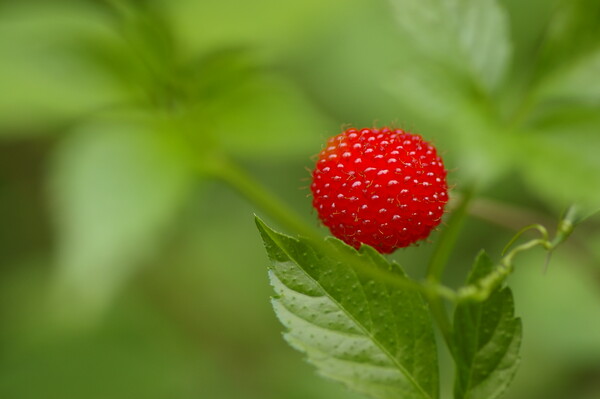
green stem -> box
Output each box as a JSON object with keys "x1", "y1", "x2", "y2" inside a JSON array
[
  {"x1": 206, "y1": 155, "x2": 320, "y2": 240},
  {"x1": 206, "y1": 154, "x2": 442, "y2": 295},
  {"x1": 427, "y1": 188, "x2": 475, "y2": 283},
  {"x1": 424, "y1": 187, "x2": 474, "y2": 350},
  {"x1": 549, "y1": 204, "x2": 578, "y2": 248},
  {"x1": 457, "y1": 204, "x2": 580, "y2": 303},
  {"x1": 456, "y1": 238, "x2": 546, "y2": 302}
]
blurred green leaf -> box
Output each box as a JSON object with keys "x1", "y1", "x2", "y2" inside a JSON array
[
  {"x1": 536, "y1": 47, "x2": 600, "y2": 105},
  {"x1": 0, "y1": 2, "x2": 123, "y2": 132},
  {"x1": 385, "y1": 0, "x2": 515, "y2": 184},
  {"x1": 180, "y1": 47, "x2": 259, "y2": 103},
  {"x1": 389, "y1": 0, "x2": 511, "y2": 91},
  {"x1": 453, "y1": 251, "x2": 522, "y2": 399},
  {"x1": 515, "y1": 127, "x2": 600, "y2": 213},
  {"x1": 501, "y1": 0, "x2": 560, "y2": 67},
  {"x1": 160, "y1": 0, "x2": 349, "y2": 57},
  {"x1": 49, "y1": 116, "x2": 193, "y2": 319},
  {"x1": 256, "y1": 218, "x2": 439, "y2": 399},
  {"x1": 203, "y1": 72, "x2": 329, "y2": 158},
  {"x1": 389, "y1": 62, "x2": 517, "y2": 185},
  {"x1": 171, "y1": 45, "x2": 331, "y2": 158},
  {"x1": 74, "y1": 1, "x2": 183, "y2": 109},
  {"x1": 537, "y1": 0, "x2": 600, "y2": 75}
]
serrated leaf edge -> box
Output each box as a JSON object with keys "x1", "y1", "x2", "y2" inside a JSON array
[{"x1": 256, "y1": 217, "x2": 436, "y2": 399}]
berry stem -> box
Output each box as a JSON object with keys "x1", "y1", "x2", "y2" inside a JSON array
[
  {"x1": 206, "y1": 155, "x2": 319, "y2": 239},
  {"x1": 206, "y1": 154, "x2": 440, "y2": 295}
]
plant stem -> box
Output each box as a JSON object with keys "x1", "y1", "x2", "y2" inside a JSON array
[
  {"x1": 456, "y1": 238, "x2": 546, "y2": 302},
  {"x1": 207, "y1": 155, "x2": 320, "y2": 240},
  {"x1": 208, "y1": 154, "x2": 446, "y2": 295},
  {"x1": 425, "y1": 187, "x2": 474, "y2": 350},
  {"x1": 427, "y1": 188, "x2": 475, "y2": 283},
  {"x1": 457, "y1": 204, "x2": 580, "y2": 303}
]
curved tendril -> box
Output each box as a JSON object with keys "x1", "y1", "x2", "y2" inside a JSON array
[{"x1": 501, "y1": 224, "x2": 549, "y2": 256}]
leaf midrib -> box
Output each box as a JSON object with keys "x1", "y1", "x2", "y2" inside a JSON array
[{"x1": 263, "y1": 227, "x2": 434, "y2": 399}]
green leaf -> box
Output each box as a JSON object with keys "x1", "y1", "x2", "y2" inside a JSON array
[
  {"x1": 536, "y1": 0, "x2": 600, "y2": 75},
  {"x1": 49, "y1": 116, "x2": 193, "y2": 320},
  {"x1": 256, "y1": 218, "x2": 439, "y2": 399},
  {"x1": 0, "y1": 3, "x2": 122, "y2": 132},
  {"x1": 389, "y1": 0, "x2": 511, "y2": 91},
  {"x1": 537, "y1": 47, "x2": 600, "y2": 106},
  {"x1": 386, "y1": 0, "x2": 515, "y2": 184},
  {"x1": 453, "y1": 251, "x2": 522, "y2": 399},
  {"x1": 199, "y1": 71, "x2": 329, "y2": 158},
  {"x1": 515, "y1": 126, "x2": 600, "y2": 213},
  {"x1": 163, "y1": 0, "x2": 348, "y2": 57}
]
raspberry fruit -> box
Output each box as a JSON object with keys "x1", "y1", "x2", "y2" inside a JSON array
[{"x1": 310, "y1": 127, "x2": 448, "y2": 254}]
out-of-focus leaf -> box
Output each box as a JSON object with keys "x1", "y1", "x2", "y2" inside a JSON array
[
  {"x1": 537, "y1": 0, "x2": 600, "y2": 74},
  {"x1": 49, "y1": 116, "x2": 193, "y2": 320},
  {"x1": 160, "y1": 0, "x2": 349, "y2": 58},
  {"x1": 453, "y1": 251, "x2": 522, "y2": 399},
  {"x1": 201, "y1": 72, "x2": 330, "y2": 158},
  {"x1": 389, "y1": 58, "x2": 518, "y2": 183},
  {"x1": 536, "y1": 47, "x2": 600, "y2": 105},
  {"x1": 256, "y1": 218, "x2": 439, "y2": 399},
  {"x1": 0, "y1": 3, "x2": 122, "y2": 132},
  {"x1": 180, "y1": 47, "x2": 259, "y2": 104},
  {"x1": 75, "y1": 1, "x2": 182, "y2": 109},
  {"x1": 515, "y1": 126, "x2": 600, "y2": 213},
  {"x1": 170, "y1": 46, "x2": 330, "y2": 158},
  {"x1": 389, "y1": 0, "x2": 511, "y2": 91},
  {"x1": 384, "y1": 0, "x2": 515, "y2": 184},
  {"x1": 501, "y1": 0, "x2": 560, "y2": 66}
]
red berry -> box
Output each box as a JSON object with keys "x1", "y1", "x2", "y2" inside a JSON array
[{"x1": 310, "y1": 127, "x2": 448, "y2": 254}]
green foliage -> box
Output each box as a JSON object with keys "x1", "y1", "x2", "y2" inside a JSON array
[
  {"x1": 538, "y1": 48, "x2": 600, "y2": 104},
  {"x1": 0, "y1": 0, "x2": 329, "y2": 316},
  {"x1": 0, "y1": 0, "x2": 599, "y2": 398},
  {"x1": 256, "y1": 217, "x2": 439, "y2": 399},
  {"x1": 536, "y1": 0, "x2": 600, "y2": 73},
  {"x1": 49, "y1": 116, "x2": 193, "y2": 317},
  {"x1": 0, "y1": 2, "x2": 121, "y2": 130},
  {"x1": 385, "y1": 0, "x2": 600, "y2": 213},
  {"x1": 390, "y1": 0, "x2": 511, "y2": 92},
  {"x1": 517, "y1": 128, "x2": 600, "y2": 213},
  {"x1": 387, "y1": 0, "x2": 514, "y2": 183},
  {"x1": 453, "y1": 251, "x2": 522, "y2": 399}
]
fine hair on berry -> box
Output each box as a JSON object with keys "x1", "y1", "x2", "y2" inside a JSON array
[{"x1": 310, "y1": 127, "x2": 448, "y2": 254}]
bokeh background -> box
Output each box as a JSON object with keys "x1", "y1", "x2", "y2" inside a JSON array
[{"x1": 1, "y1": 0, "x2": 600, "y2": 398}]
